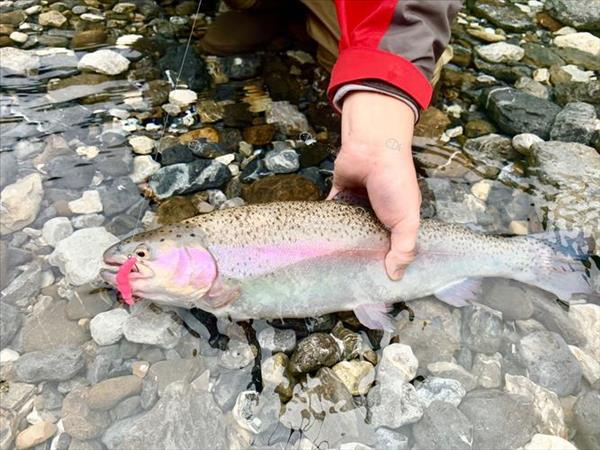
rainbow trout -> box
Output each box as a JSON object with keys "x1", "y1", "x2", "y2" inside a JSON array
[{"x1": 101, "y1": 201, "x2": 592, "y2": 331}]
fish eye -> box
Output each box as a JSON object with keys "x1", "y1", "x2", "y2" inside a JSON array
[{"x1": 134, "y1": 246, "x2": 149, "y2": 258}]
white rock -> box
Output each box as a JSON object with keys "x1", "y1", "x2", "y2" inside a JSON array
[
  {"x1": 68, "y1": 190, "x2": 103, "y2": 214},
  {"x1": 524, "y1": 434, "x2": 577, "y2": 450},
  {"x1": 0, "y1": 47, "x2": 40, "y2": 74},
  {"x1": 377, "y1": 344, "x2": 418, "y2": 384},
  {"x1": 554, "y1": 32, "x2": 600, "y2": 56},
  {"x1": 476, "y1": 42, "x2": 525, "y2": 63},
  {"x1": 0, "y1": 348, "x2": 20, "y2": 363},
  {"x1": 78, "y1": 49, "x2": 130, "y2": 75},
  {"x1": 332, "y1": 360, "x2": 375, "y2": 396},
  {"x1": 504, "y1": 374, "x2": 566, "y2": 437},
  {"x1": 49, "y1": 227, "x2": 119, "y2": 285},
  {"x1": 471, "y1": 179, "x2": 493, "y2": 201},
  {"x1": 533, "y1": 68, "x2": 550, "y2": 83},
  {"x1": 560, "y1": 65, "x2": 594, "y2": 83},
  {"x1": 512, "y1": 133, "x2": 544, "y2": 154},
  {"x1": 116, "y1": 34, "x2": 143, "y2": 46},
  {"x1": 568, "y1": 345, "x2": 600, "y2": 384},
  {"x1": 38, "y1": 10, "x2": 67, "y2": 27},
  {"x1": 472, "y1": 352, "x2": 502, "y2": 388},
  {"x1": 130, "y1": 155, "x2": 161, "y2": 183},
  {"x1": 9, "y1": 31, "x2": 28, "y2": 43},
  {"x1": 509, "y1": 220, "x2": 529, "y2": 235},
  {"x1": 24, "y1": 5, "x2": 41, "y2": 14},
  {"x1": 214, "y1": 153, "x2": 236, "y2": 165},
  {"x1": 554, "y1": 26, "x2": 577, "y2": 35},
  {"x1": 80, "y1": 13, "x2": 104, "y2": 22},
  {"x1": 90, "y1": 309, "x2": 130, "y2": 346},
  {"x1": 415, "y1": 377, "x2": 466, "y2": 408},
  {"x1": 123, "y1": 301, "x2": 183, "y2": 349},
  {"x1": 128, "y1": 135, "x2": 156, "y2": 155},
  {"x1": 266, "y1": 101, "x2": 309, "y2": 135},
  {"x1": 42, "y1": 217, "x2": 73, "y2": 247},
  {"x1": 445, "y1": 125, "x2": 463, "y2": 138},
  {"x1": 569, "y1": 304, "x2": 600, "y2": 361},
  {"x1": 0, "y1": 173, "x2": 43, "y2": 234},
  {"x1": 75, "y1": 145, "x2": 99, "y2": 159},
  {"x1": 257, "y1": 327, "x2": 296, "y2": 353},
  {"x1": 168, "y1": 89, "x2": 198, "y2": 108}
]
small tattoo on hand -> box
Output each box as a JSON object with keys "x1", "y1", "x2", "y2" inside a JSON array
[{"x1": 385, "y1": 138, "x2": 401, "y2": 151}]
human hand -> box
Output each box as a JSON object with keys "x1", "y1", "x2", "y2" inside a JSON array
[{"x1": 327, "y1": 91, "x2": 421, "y2": 280}]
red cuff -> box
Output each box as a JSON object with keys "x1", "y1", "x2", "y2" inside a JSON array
[{"x1": 327, "y1": 47, "x2": 433, "y2": 111}]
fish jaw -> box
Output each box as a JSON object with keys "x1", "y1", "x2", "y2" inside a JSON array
[{"x1": 115, "y1": 257, "x2": 138, "y2": 305}]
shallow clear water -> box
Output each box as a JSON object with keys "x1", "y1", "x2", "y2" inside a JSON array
[{"x1": 1, "y1": 1, "x2": 600, "y2": 450}]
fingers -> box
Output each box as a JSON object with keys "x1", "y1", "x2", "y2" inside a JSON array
[
  {"x1": 385, "y1": 221, "x2": 419, "y2": 280},
  {"x1": 326, "y1": 184, "x2": 341, "y2": 201}
]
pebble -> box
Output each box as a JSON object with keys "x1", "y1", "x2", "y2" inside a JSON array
[
  {"x1": 38, "y1": 10, "x2": 67, "y2": 27},
  {"x1": 289, "y1": 333, "x2": 342, "y2": 374},
  {"x1": 416, "y1": 376, "x2": 466, "y2": 408},
  {"x1": 75, "y1": 146, "x2": 99, "y2": 159},
  {"x1": 219, "y1": 339, "x2": 255, "y2": 370},
  {"x1": 413, "y1": 401, "x2": 473, "y2": 450},
  {"x1": 375, "y1": 428, "x2": 409, "y2": 450},
  {"x1": 554, "y1": 32, "x2": 600, "y2": 55},
  {"x1": 49, "y1": 227, "x2": 119, "y2": 285},
  {"x1": 517, "y1": 331, "x2": 582, "y2": 396},
  {"x1": 427, "y1": 361, "x2": 478, "y2": 391},
  {"x1": 78, "y1": 49, "x2": 130, "y2": 75},
  {"x1": 367, "y1": 377, "x2": 423, "y2": 428},
  {"x1": 461, "y1": 304, "x2": 504, "y2": 354},
  {"x1": 0, "y1": 173, "x2": 44, "y2": 235},
  {"x1": 149, "y1": 160, "x2": 231, "y2": 199},
  {"x1": 68, "y1": 190, "x2": 103, "y2": 214},
  {"x1": 560, "y1": 64, "x2": 594, "y2": 82},
  {"x1": 14, "y1": 347, "x2": 85, "y2": 383},
  {"x1": 549, "y1": 101, "x2": 599, "y2": 145},
  {"x1": 61, "y1": 388, "x2": 110, "y2": 440},
  {"x1": 86, "y1": 375, "x2": 142, "y2": 410},
  {"x1": 130, "y1": 155, "x2": 161, "y2": 183},
  {"x1": 331, "y1": 360, "x2": 375, "y2": 396},
  {"x1": 10, "y1": 30, "x2": 27, "y2": 43},
  {"x1": 257, "y1": 327, "x2": 296, "y2": 353},
  {"x1": 545, "y1": 0, "x2": 600, "y2": 31},
  {"x1": 512, "y1": 133, "x2": 544, "y2": 154},
  {"x1": 266, "y1": 101, "x2": 309, "y2": 135},
  {"x1": 476, "y1": 42, "x2": 525, "y2": 63},
  {"x1": 15, "y1": 421, "x2": 57, "y2": 450},
  {"x1": 132, "y1": 361, "x2": 149, "y2": 378},
  {"x1": 169, "y1": 89, "x2": 198, "y2": 108},
  {"x1": 573, "y1": 390, "x2": 600, "y2": 450},
  {"x1": 90, "y1": 309, "x2": 129, "y2": 346},
  {"x1": 376, "y1": 343, "x2": 418, "y2": 384},
  {"x1": 568, "y1": 345, "x2": 600, "y2": 384},
  {"x1": 505, "y1": 374, "x2": 566, "y2": 437},
  {"x1": 123, "y1": 302, "x2": 183, "y2": 349},
  {"x1": 0, "y1": 348, "x2": 20, "y2": 363},
  {"x1": 472, "y1": 353, "x2": 502, "y2": 388},
  {"x1": 569, "y1": 304, "x2": 600, "y2": 361},
  {"x1": 128, "y1": 135, "x2": 156, "y2": 155},
  {"x1": 40, "y1": 217, "x2": 72, "y2": 247},
  {"x1": 524, "y1": 434, "x2": 577, "y2": 450},
  {"x1": 264, "y1": 147, "x2": 300, "y2": 173}
]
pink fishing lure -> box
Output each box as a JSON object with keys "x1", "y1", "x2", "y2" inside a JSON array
[{"x1": 116, "y1": 256, "x2": 137, "y2": 305}]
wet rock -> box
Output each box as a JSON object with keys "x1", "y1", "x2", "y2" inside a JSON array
[
  {"x1": 377, "y1": 343, "x2": 418, "y2": 384},
  {"x1": 15, "y1": 421, "x2": 56, "y2": 450},
  {"x1": 111, "y1": 396, "x2": 141, "y2": 421},
  {"x1": 266, "y1": 101, "x2": 309, "y2": 135},
  {"x1": 517, "y1": 331, "x2": 581, "y2": 396},
  {"x1": 71, "y1": 29, "x2": 107, "y2": 49},
  {"x1": 223, "y1": 103, "x2": 254, "y2": 127},
  {"x1": 461, "y1": 304, "x2": 504, "y2": 354},
  {"x1": 64, "y1": 285, "x2": 114, "y2": 320},
  {"x1": 530, "y1": 141, "x2": 600, "y2": 186},
  {"x1": 148, "y1": 159, "x2": 231, "y2": 199},
  {"x1": 505, "y1": 374, "x2": 566, "y2": 437},
  {"x1": 257, "y1": 327, "x2": 296, "y2": 353},
  {"x1": 515, "y1": 76, "x2": 550, "y2": 99},
  {"x1": 102, "y1": 381, "x2": 227, "y2": 450},
  {"x1": 0, "y1": 10, "x2": 27, "y2": 26},
  {"x1": 0, "y1": 262, "x2": 43, "y2": 306},
  {"x1": 427, "y1": 362, "x2": 477, "y2": 392},
  {"x1": 219, "y1": 339, "x2": 255, "y2": 369},
  {"x1": 281, "y1": 368, "x2": 373, "y2": 447},
  {"x1": 77, "y1": 49, "x2": 130, "y2": 76},
  {"x1": 414, "y1": 107, "x2": 451, "y2": 139},
  {"x1": 550, "y1": 102, "x2": 599, "y2": 145},
  {"x1": 573, "y1": 390, "x2": 600, "y2": 450},
  {"x1": 264, "y1": 147, "x2": 299, "y2": 174},
  {"x1": 158, "y1": 144, "x2": 195, "y2": 165},
  {"x1": 512, "y1": 134, "x2": 544, "y2": 156},
  {"x1": 554, "y1": 80, "x2": 600, "y2": 106},
  {"x1": 568, "y1": 345, "x2": 600, "y2": 385},
  {"x1": 416, "y1": 377, "x2": 466, "y2": 408},
  {"x1": 395, "y1": 298, "x2": 461, "y2": 372},
  {"x1": 242, "y1": 124, "x2": 276, "y2": 146},
  {"x1": 128, "y1": 135, "x2": 155, "y2": 155},
  {"x1": 90, "y1": 309, "x2": 129, "y2": 346},
  {"x1": 477, "y1": 278, "x2": 534, "y2": 321},
  {"x1": 375, "y1": 428, "x2": 409, "y2": 450},
  {"x1": 169, "y1": 89, "x2": 197, "y2": 108},
  {"x1": 472, "y1": 353, "x2": 502, "y2": 389},
  {"x1": 554, "y1": 32, "x2": 600, "y2": 56},
  {"x1": 221, "y1": 55, "x2": 261, "y2": 80},
  {"x1": 41, "y1": 217, "x2": 73, "y2": 247},
  {"x1": 462, "y1": 133, "x2": 515, "y2": 177},
  {"x1": 213, "y1": 368, "x2": 252, "y2": 411},
  {"x1": 123, "y1": 302, "x2": 183, "y2": 349},
  {"x1": 38, "y1": 11, "x2": 67, "y2": 27},
  {"x1": 0, "y1": 302, "x2": 22, "y2": 349},
  {"x1": 545, "y1": 0, "x2": 600, "y2": 30},
  {"x1": 62, "y1": 388, "x2": 111, "y2": 441},
  {"x1": 368, "y1": 377, "x2": 423, "y2": 428},
  {"x1": 158, "y1": 45, "x2": 210, "y2": 92},
  {"x1": 156, "y1": 196, "x2": 198, "y2": 224},
  {"x1": 332, "y1": 361, "x2": 375, "y2": 396},
  {"x1": 476, "y1": 42, "x2": 524, "y2": 63},
  {"x1": 14, "y1": 346, "x2": 84, "y2": 383},
  {"x1": 413, "y1": 401, "x2": 473, "y2": 450},
  {"x1": 472, "y1": 0, "x2": 534, "y2": 32},
  {"x1": 146, "y1": 358, "x2": 205, "y2": 397},
  {"x1": 197, "y1": 100, "x2": 224, "y2": 123},
  {"x1": 45, "y1": 155, "x2": 96, "y2": 190},
  {"x1": 49, "y1": 227, "x2": 119, "y2": 285},
  {"x1": 0, "y1": 173, "x2": 43, "y2": 235},
  {"x1": 289, "y1": 333, "x2": 342, "y2": 374},
  {"x1": 459, "y1": 389, "x2": 536, "y2": 449},
  {"x1": 530, "y1": 295, "x2": 587, "y2": 347},
  {"x1": 464, "y1": 119, "x2": 496, "y2": 138},
  {"x1": 86, "y1": 376, "x2": 142, "y2": 410},
  {"x1": 21, "y1": 300, "x2": 88, "y2": 352},
  {"x1": 130, "y1": 155, "x2": 161, "y2": 183},
  {"x1": 242, "y1": 174, "x2": 321, "y2": 203},
  {"x1": 68, "y1": 190, "x2": 103, "y2": 215},
  {"x1": 483, "y1": 87, "x2": 561, "y2": 138}
]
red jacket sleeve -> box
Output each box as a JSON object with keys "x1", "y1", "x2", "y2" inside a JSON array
[{"x1": 328, "y1": 0, "x2": 463, "y2": 110}]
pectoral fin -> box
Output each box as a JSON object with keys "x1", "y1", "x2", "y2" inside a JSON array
[
  {"x1": 207, "y1": 277, "x2": 241, "y2": 308},
  {"x1": 354, "y1": 303, "x2": 395, "y2": 332},
  {"x1": 435, "y1": 278, "x2": 481, "y2": 307}
]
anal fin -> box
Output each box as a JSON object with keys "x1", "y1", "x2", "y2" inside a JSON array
[
  {"x1": 354, "y1": 303, "x2": 395, "y2": 332},
  {"x1": 435, "y1": 277, "x2": 481, "y2": 307}
]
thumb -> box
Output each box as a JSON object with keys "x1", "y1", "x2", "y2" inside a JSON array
[
  {"x1": 326, "y1": 184, "x2": 341, "y2": 201},
  {"x1": 385, "y1": 220, "x2": 418, "y2": 280}
]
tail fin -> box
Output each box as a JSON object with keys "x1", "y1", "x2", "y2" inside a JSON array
[{"x1": 514, "y1": 230, "x2": 598, "y2": 302}]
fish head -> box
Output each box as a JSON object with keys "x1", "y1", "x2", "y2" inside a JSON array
[{"x1": 101, "y1": 226, "x2": 218, "y2": 307}]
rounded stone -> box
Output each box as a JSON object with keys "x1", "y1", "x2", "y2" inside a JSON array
[
  {"x1": 90, "y1": 309, "x2": 129, "y2": 346},
  {"x1": 289, "y1": 333, "x2": 342, "y2": 375},
  {"x1": 377, "y1": 343, "x2": 418, "y2": 384},
  {"x1": 331, "y1": 360, "x2": 375, "y2": 396}
]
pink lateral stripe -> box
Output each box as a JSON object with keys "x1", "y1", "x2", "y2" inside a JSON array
[{"x1": 116, "y1": 256, "x2": 137, "y2": 305}]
